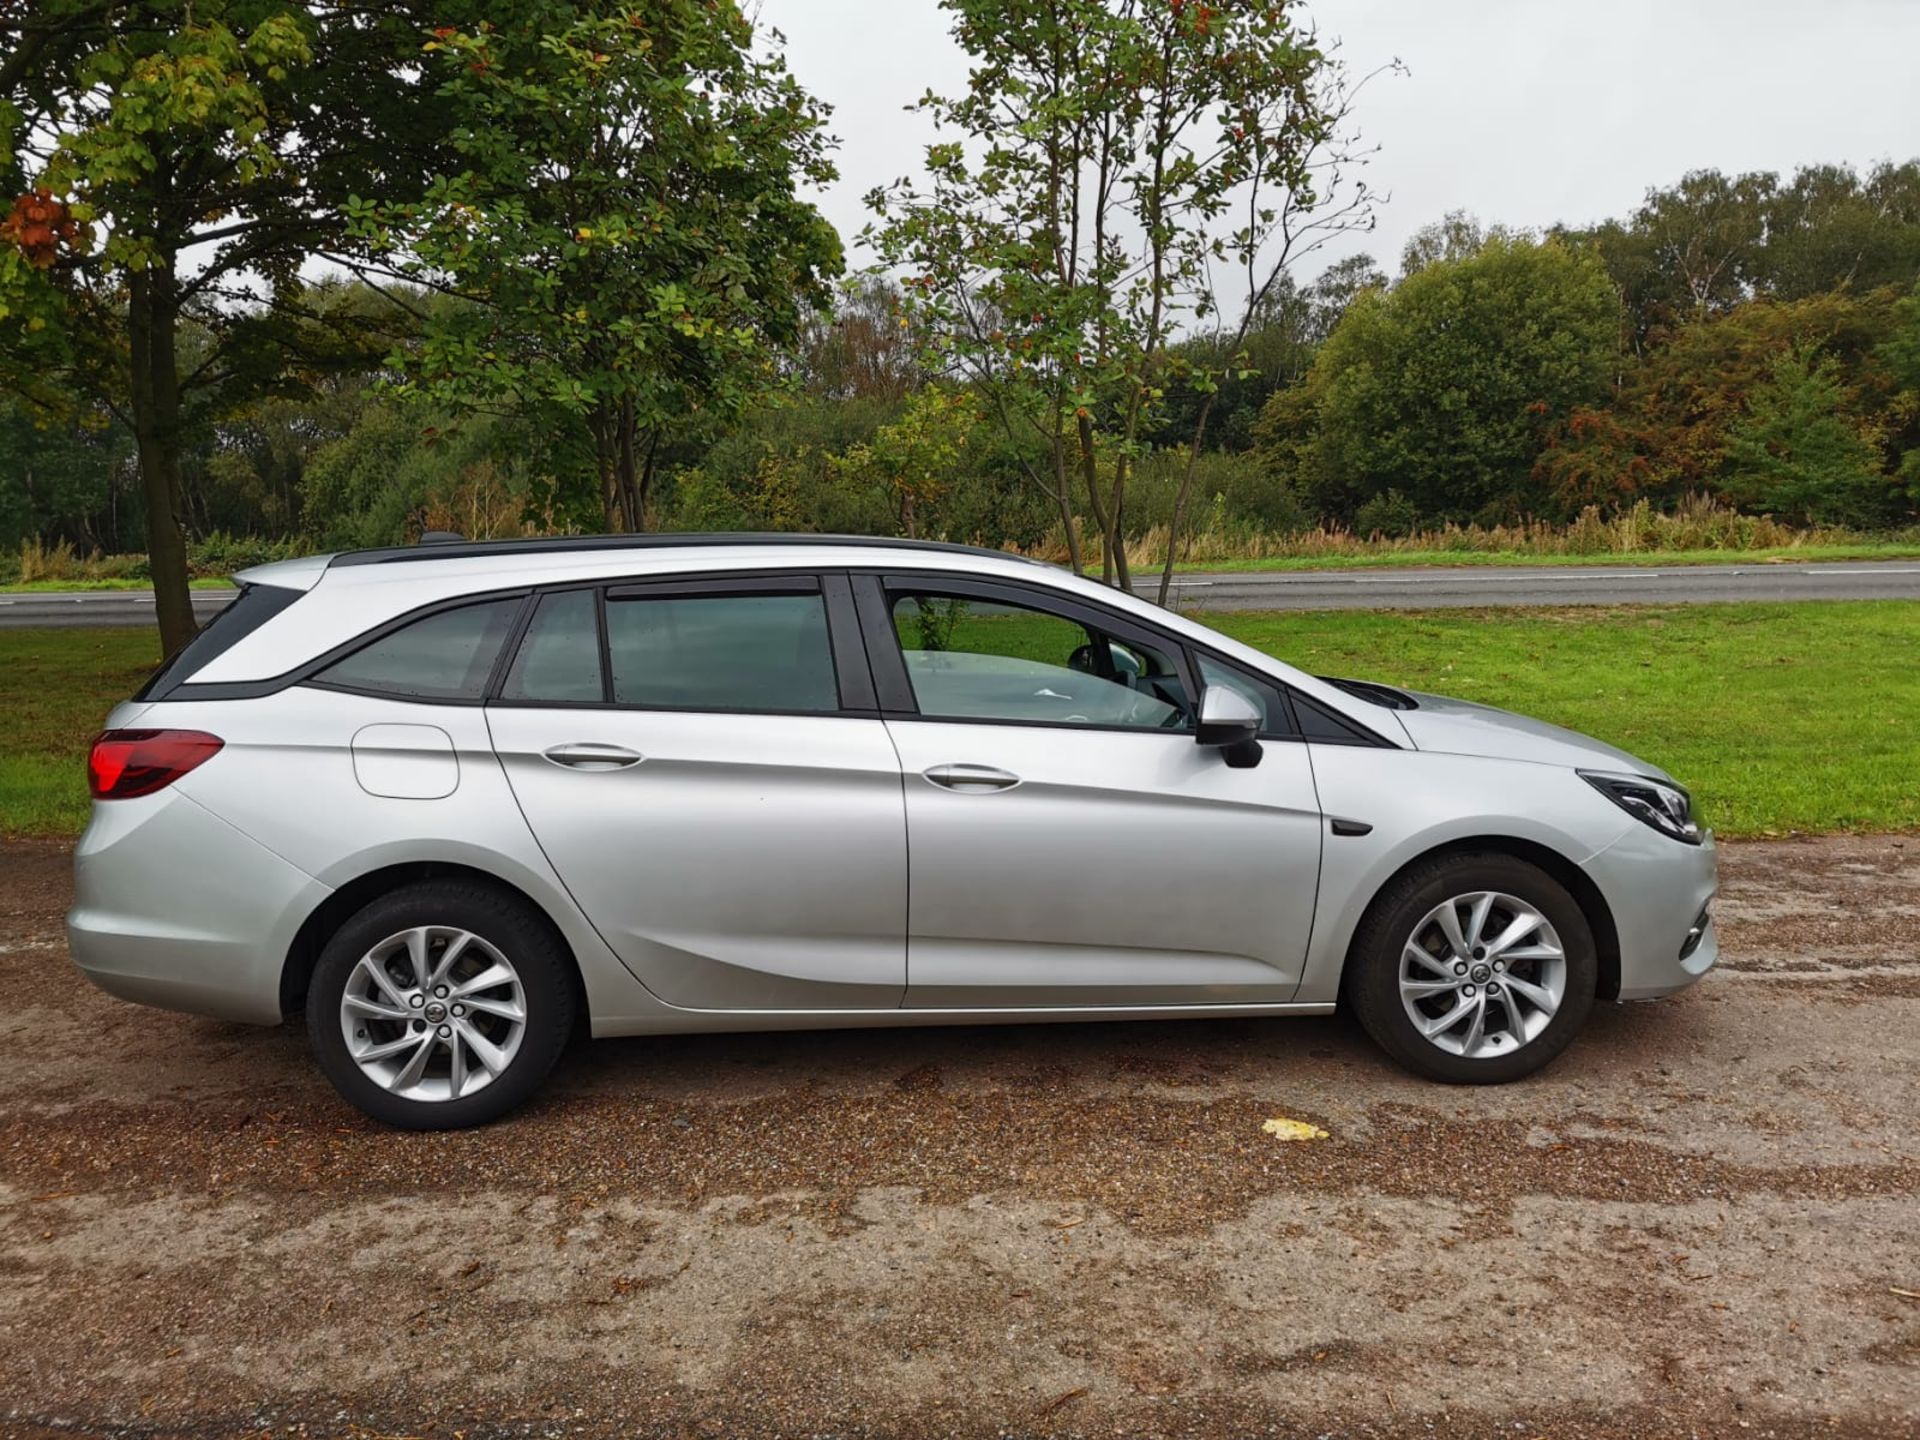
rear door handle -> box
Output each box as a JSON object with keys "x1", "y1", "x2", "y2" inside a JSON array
[
  {"x1": 923, "y1": 763, "x2": 1021, "y2": 793},
  {"x1": 542, "y1": 742, "x2": 644, "y2": 771}
]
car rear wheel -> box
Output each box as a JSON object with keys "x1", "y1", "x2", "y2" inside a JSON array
[
  {"x1": 307, "y1": 881, "x2": 575, "y2": 1129},
  {"x1": 1346, "y1": 853, "x2": 1597, "y2": 1084}
]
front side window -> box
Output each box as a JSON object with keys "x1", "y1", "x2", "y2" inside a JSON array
[
  {"x1": 889, "y1": 590, "x2": 1190, "y2": 729},
  {"x1": 316, "y1": 596, "x2": 522, "y2": 701},
  {"x1": 605, "y1": 592, "x2": 838, "y2": 712}
]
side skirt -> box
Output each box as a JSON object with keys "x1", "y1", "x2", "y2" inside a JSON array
[{"x1": 591, "y1": 1000, "x2": 1335, "y2": 1039}]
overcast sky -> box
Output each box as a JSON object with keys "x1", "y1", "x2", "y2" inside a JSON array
[{"x1": 763, "y1": 0, "x2": 1920, "y2": 282}]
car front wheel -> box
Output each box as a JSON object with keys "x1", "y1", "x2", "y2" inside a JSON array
[
  {"x1": 307, "y1": 881, "x2": 576, "y2": 1129},
  {"x1": 1346, "y1": 852, "x2": 1597, "y2": 1084}
]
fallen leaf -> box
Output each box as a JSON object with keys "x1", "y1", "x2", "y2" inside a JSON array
[{"x1": 1262, "y1": 1117, "x2": 1330, "y2": 1142}]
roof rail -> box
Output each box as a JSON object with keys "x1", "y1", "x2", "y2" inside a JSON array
[{"x1": 326, "y1": 532, "x2": 1047, "y2": 569}]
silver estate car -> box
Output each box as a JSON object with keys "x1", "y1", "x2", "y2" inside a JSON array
[{"x1": 71, "y1": 536, "x2": 1717, "y2": 1128}]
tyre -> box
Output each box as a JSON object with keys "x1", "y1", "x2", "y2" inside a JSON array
[
  {"x1": 306, "y1": 880, "x2": 576, "y2": 1129},
  {"x1": 1345, "y1": 852, "x2": 1597, "y2": 1084}
]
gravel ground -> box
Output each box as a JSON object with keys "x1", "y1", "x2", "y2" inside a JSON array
[{"x1": 2, "y1": 835, "x2": 1917, "y2": 1439}]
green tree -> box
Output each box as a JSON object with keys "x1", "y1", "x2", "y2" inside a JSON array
[
  {"x1": 302, "y1": 400, "x2": 539, "y2": 550},
  {"x1": 1724, "y1": 346, "x2": 1885, "y2": 524},
  {"x1": 0, "y1": 398, "x2": 130, "y2": 552},
  {"x1": 797, "y1": 277, "x2": 928, "y2": 404},
  {"x1": 1146, "y1": 253, "x2": 1386, "y2": 455},
  {"x1": 1399, "y1": 211, "x2": 1519, "y2": 277},
  {"x1": 1557, "y1": 169, "x2": 1773, "y2": 350},
  {"x1": 1, "y1": 3, "x2": 450, "y2": 653},
  {"x1": 1757, "y1": 162, "x2": 1920, "y2": 301},
  {"x1": 350, "y1": 0, "x2": 842, "y2": 535},
  {"x1": 1880, "y1": 282, "x2": 1920, "y2": 503},
  {"x1": 1264, "y1": 234, "x2": 1618, "y2": 523},
  {"x1": 868, "y1": 0, "x2": 1385, "y2": 590},
  {"x1": 833, "y1": 386, "x2": 978, "y2": 538},
  {"x1": 1532, "y1": 287, "x2": 1908, "y2": 514}
]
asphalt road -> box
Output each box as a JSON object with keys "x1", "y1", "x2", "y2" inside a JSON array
[
  {"x1": 1151, "y1": 557, "x2": 1920, "y2": 611},
  {"x1": 0, "y1": 585, "x2": 237, "y2": 628},
  {"x1": 3, "y1": 833, "x2": 1917, "y2": 1437},
  {"x1": 4, "y1": 558, "x2": 1919, "y2": 627}
]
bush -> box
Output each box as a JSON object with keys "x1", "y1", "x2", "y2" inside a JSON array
[
  {"x1": 1353, "y1": 489, "x2": 1420, "y2": 539},
  {"x1": 9, "y1": 538, "x2": 149, "y2": 583},
  {"x1": 188, "y1": 533, "x2": 304, "y2": 577},
  {"x1": 1124, "y1": 448, "x2": 1310, "y2": 535}
]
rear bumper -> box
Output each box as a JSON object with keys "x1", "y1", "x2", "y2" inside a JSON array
[
  {"x1": 67, "y1": 789, "x2": 330, "y2": 1025},
  {"x1": 1584, "y1": 823, "x2": 1719, "y2": 1001}
]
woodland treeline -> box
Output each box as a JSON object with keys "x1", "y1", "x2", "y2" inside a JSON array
[{"x1": 3, "y1": 3, "x2": 1917, "y2": 648}]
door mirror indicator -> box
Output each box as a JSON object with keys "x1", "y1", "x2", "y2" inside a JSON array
[{"x1": 1196, "y1": 685, "x2": 1263, "y2": 769}]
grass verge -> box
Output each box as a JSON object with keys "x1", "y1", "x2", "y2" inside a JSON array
[
  {"x1": 1, "y1": 629, "x2": 159, "y2": 836},
  {"x1": 1210, "y1": 602, "x2": 1919, "y2": 837},
  {"x1": 1161, "y1": 541, "x2": 1920, "y2": 574},
  {"x1": 2, "y1": 602, "x2": 1915, "y2": 839}
]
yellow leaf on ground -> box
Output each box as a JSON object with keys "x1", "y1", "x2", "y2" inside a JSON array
[{"x1": 1262, "y1": 1117, "x2": 1330, "y2": 1142}]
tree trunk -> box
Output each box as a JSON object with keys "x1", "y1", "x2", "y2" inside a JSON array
[
  {"x1": 1108, "y1": 453, "x2": 1133, "y2": 593},
  {"x1": 592, "y1": 404, "x2": 620, "y2": 532},
  {"x1": 1048, "y1": 427, "x2": 1084, "y2": 574},
  {"x1": 637, "y1": 427, "x2": 661, "y2": 531},
  {"x1": 1076, "y1": 415, "x2": 1122, "y2": 586},
  {"x1": 1156, "y1": 392, "x2": 1217, "y2": 607},
  {"x1": 127, "y1": 266, "x2": 196, "y2": 658},
  {"x1": 615, "y1": 397, "x2": 645, "y2": 532}
]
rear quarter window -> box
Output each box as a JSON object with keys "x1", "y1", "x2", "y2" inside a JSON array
[
  {"x1": 136, "y1": 584, "x2": 303, "y2": 700},
  {"x1": 313, "y1": 597, "x2": 524, "y2": 701}
]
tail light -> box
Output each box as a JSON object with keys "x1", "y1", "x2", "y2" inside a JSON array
[{"x1": 87, "y1": 729, "x2": 224, "y2": 800}]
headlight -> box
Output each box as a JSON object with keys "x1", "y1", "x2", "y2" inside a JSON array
[{"x1": 1580, "y1": 771, "x2": 1701, "y2": 845}]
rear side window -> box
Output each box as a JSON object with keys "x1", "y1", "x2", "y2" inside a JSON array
[
  {"x1": 136, "y1": 583, "x2": 303, "y2": 699},
  {"x1": 605, "y1": 592, "x2": 838, "y2": 712},
  {"x1": 315, "y1": 597, "x2": 522, "y2": 701},
  {"x1": 501, "y1": 589, "x2": 604, "y2": 702}
]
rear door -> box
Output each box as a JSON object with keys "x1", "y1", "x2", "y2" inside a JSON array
[
  {"x1": 856, "y1": 573, "x2": 1324, "y2": 1008},
  {"x1": 486, "y1": 573, "x2": 908, "y2": 1011}
]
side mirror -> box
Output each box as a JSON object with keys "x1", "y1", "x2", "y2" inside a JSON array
[{"x1": 1195, "y1": 685, "x2": 1263, "y2": 769}]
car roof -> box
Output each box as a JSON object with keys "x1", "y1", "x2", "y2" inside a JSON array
[{"x1": 325, "y1": 532, "x2": 1050, "y2": 571}]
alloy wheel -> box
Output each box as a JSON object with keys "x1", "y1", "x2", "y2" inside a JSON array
[
  {"x1": 338, "y1": 926, "x2": 527, "y2": 1102},
  {"x1": 1398, "y1": 891, "x2": 1567, "y2": 1059}
]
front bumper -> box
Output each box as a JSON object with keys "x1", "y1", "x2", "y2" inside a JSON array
[
  {"x1": 1583, "y1": 822, "x2": 1719, "y2": 1000},
  {"x1": 67, "y1": 789, "x2": 330, "y2": 1025}
]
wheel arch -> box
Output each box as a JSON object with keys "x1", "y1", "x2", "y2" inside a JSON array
[
  {"x1": 1339, "y1": 835, "x2": 1622, "y2": 1003},
  {"x1": 280, "y1": 860, "x2": 589, "y2": 1021}
]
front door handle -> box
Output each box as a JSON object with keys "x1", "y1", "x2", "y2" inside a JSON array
[
  {"x1": 923, "y1": 763, "x2": 1021, "y2": 793},
  {"x1": 543, "y1": 742, "x2": 644, "y2": 772}
]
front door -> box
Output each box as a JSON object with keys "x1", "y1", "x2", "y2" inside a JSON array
[
  {"x1": 487, "y1": 575, "x2": 907, "y2": 1011},
  {"x1": 861, "y1": 576, "x2": 1324, "y2": 1008}
]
